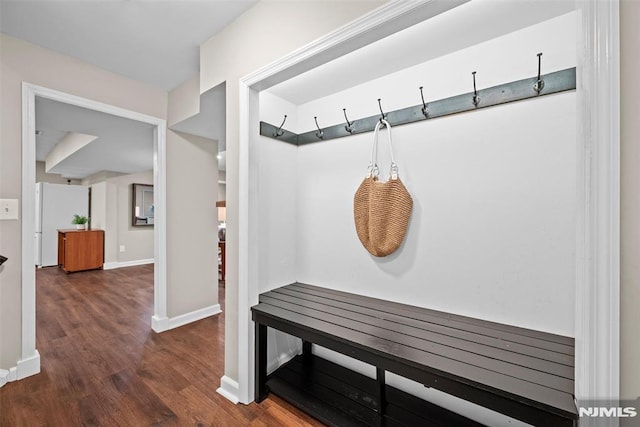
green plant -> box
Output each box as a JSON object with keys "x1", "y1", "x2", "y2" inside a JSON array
[{"x1": 71, "y1": 214, "x2": 88, "y2": 225}]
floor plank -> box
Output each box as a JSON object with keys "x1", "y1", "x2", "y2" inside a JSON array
[{"x1": 0, "y1": 265, "x2": 324, "y2": 427}]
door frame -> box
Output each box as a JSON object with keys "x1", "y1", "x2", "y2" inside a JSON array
[
  {"x1": 235, "y1": 0, "x2": 620, "y2": 413},
  {"x1": 19, "y1": 83, "x2": 168, "y2": 379}
]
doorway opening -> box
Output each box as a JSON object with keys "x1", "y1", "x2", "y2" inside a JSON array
[{"x1": 20, "y1": 83, "x2": 168, "y2": 377}]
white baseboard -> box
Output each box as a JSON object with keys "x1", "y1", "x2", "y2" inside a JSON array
[
  {"x1": 151, "y1": 315, "x2": 169, "y2": 333},
  {"x1": 217, "y1": 375, "x2": 240, "y2": 404},
  {"x1": 152, "y1": 304, "x2": 221, "y2": 333},
  {"x1": 0, "y1": 369, "x2": 8, "y2": 388},
  {"x1": 17, "y1": 351, "x2": 40, "y2": 380},
  {"x1": 103, "y1": 258, "x2": 154, "y2": 270},
  {"x1": 0, "y1": 351, "x2": 40, "y2": 388}
]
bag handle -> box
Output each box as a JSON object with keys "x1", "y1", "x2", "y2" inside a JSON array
[{"x1": 367, "y1": 119, "x2": 398, "y2": 180}]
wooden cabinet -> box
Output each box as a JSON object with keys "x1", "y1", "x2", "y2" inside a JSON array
[{"x1": 58, "y1": 229, "x2": 104, "y2": 273}]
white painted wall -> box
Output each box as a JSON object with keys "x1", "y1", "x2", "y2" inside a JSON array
[
  {"x1": 112, "y1": 171, "x2": 154, "y2": 263},
  {"x1": 620, "y1": 0, "x2": 640, "y2": 411},
  {"x1": 166, "y1": 131, "x2": 218, "y2": 317},
  {"x1": 199, "y1": 0, "x2": 385, "y2": 385},
  {"x1": 257, "y1": 12, "x2": 576, "y2": 426},
  {"x1": 84, "y1": 171, "x2": 154, "y2": 265}
]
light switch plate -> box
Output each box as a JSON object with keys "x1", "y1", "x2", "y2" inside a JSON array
[{"x1": 0, "y1": 199, "x2": 19, "y2": 220}]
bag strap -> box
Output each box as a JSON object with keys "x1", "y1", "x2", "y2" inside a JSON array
[{"x1": 367, "y1": 119, "x2": 398, "y2": 180}]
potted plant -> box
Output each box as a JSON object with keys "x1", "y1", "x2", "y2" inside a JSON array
[{"x1": 72, "y1": 214, "x2": 88, "y2": 230}]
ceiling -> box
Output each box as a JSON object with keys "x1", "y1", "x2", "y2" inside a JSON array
[
  {"x1": 268, "y1": 0, "x2": 576, "y2": 106},
  {"x1": 36, "y1": 97, "x2": 155, "y2": 180},
  {"x1": 1, "y1": 0, "x2": 251, "y2": 178},
  {"x1": 0, "y1": 0, "x2": 257, "y2": 91}
]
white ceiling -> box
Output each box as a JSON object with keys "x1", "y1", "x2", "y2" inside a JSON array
[
  {"x1": 35, "y1": 97, "x2": 155, "y2": 179},
  {"x1": 268, "y1": 0, "x2": 576, "y2": 105},
  {"x1": 0, "y1": 0, "x2": 257, "y2": 91},
  {"x1": 2, "y1": 0, "x2": 252, "y2": 178}
]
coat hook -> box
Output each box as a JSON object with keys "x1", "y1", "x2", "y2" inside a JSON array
[
  {"x1": 377, "y1": 98, "x2": 387, "y2": 124},
  {"x1": 534, "y1": 52, "x2": 545, "y2": 93},
  {"x1": 419, "y1": 86, "x2": 429, "y2": 117},
  {"x1": 343, "y1": 108, "x2": 354, "y2": 133},
  {"x1": 274, "y1": 115, "x2": 287, "y2": 137},
  {"x1": 472, "y1": 71, "x2": 480, "y2": 107},
  {"x1": 314, "y1": 116, "x2": 324, "y2": 139}
]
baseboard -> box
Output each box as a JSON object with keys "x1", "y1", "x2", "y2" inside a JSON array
[
  {"x1": 17, "y1": 351, "x2": 40, "y2": 380},
  {"x1": 0, "y1": 369, "x2": 9, "y2": 388},
  {"x1": 151, "y1": 315, "x2": 169, "y2": 333},
  {"x1": 0, "y1": 351, "x2": 40, "y2": 388},
  {"x1": 152, "y1": 304, "x2": 222, "y2": 333},
  {"x1": 217, "y1": 375, "x2": 240, "y2": 404},
  {"x1": 168, "y1": 304, "x2": 221, "y2": 329},
  {"x1": 103, "y1": 258, "x2": 154, "y2": 270}
]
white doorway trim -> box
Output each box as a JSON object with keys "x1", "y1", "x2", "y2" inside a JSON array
[
  {"x1": 20, "y1": 83, "x2": 168, "y2": 379},
  {"x1": 235, "y1": 0, "x2": 620, "y2": 410}
]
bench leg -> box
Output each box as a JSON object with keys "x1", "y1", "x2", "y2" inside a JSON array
[
  {"x1": 302, "y1": 340, "x2": 312, "y2": 360},
  {"x1": 376, "y1": 367, "x2": 387, "y2": 423},
  {"x1": 255, "y1": 322, "x2": 268, "y2": 402}
]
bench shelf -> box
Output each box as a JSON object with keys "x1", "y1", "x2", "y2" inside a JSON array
[
  {"x1": 252, "y1": 283, "x2": 578, "y2": 427},
  {"x1": 268, "y1": 352, "x2": 482, "y2": 427}
]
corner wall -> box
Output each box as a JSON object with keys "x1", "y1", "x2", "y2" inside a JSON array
[{"x1": 199, "y1": 0, "x2": 385, "y2": 390}]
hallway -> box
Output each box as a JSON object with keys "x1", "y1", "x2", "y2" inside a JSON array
[{"x1": 0, "y1": 265, "x2": 321, "y2": 426}]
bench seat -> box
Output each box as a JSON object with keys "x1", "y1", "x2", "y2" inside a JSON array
[{"x1": 251, "y1": 282, "x2": 578, "y2": 426}]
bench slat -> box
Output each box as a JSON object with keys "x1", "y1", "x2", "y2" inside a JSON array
[
  {"x1": 260, "y1": 292, "x2": 573, "y2": 379},
  {"x1": 288, "y1": 283, "x2": 574, "y2": 355},
  {"x1": 259, "y1": 295, "x2": 573, "y2": 393},
  {"x1": 269, "y1": 286, "x2": 574, "y2": 367},
  {"x1": 253, "y1": 302, "x2": 577, "y2": 418}
]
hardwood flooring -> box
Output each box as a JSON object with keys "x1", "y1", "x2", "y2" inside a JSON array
[{"x1": 0, "y1": 265, "x2": 323, "y2": 427}]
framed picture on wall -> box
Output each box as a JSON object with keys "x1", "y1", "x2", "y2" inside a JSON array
[{"x1": 132, "y1": 183, "x2": 154, "y2": 226}]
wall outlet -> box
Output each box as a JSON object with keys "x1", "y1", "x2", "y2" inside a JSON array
[
  {"x1": 0, "y1": 199, "x2": 19, "y2": 220},
  {"x1": 119, "y1": 245, "x2": 125, "y2": 252}
]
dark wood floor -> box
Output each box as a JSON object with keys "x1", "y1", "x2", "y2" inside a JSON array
[{"x1": 0, "y1": 265, "x2": 323, "y2": 427}]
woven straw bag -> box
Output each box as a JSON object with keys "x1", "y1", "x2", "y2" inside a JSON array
[{"x1": 354, "y1": 119, "x2": 413, "y2": 257}]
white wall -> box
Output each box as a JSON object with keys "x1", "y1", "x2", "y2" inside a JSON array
[
  {"x1": 112, "y1": 171, "x2": 154, "y2": 263},
  {"x1": 257, "y1": 12, "x2": 576, "y2": 426},
  {"x1": 199, "y1": 0, "x2": 385, "y2": 385},
  {"x1": 263, "y1": 10, "x2": 577, "y2": 334},
  {"x1": 166, "y1": 131, "x2": 218, "y2": 317},
  {"x1": 620, "y1": 0, "x2": 640, "y2": 411},
  {"x1": 85, "y1": 171, "x2": 154, "y2": 266}
]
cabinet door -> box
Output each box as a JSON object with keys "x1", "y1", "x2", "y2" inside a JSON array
[{"x1": 64, "y1": 231, "x2": 104, "y2": 272}]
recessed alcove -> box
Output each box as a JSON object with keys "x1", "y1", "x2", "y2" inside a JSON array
[{"x1": 236, "y1": 0, "x2": 620, "y2": 424}]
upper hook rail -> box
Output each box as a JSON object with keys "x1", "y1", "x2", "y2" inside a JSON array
[
  {"x1": 534, "y1": 53, "x2": 544, "y2": 93},
  {"x1": 472, "y1": 71, "x2": 480, "y2": 107},
  {"x1": 314, "y1": 116, "x2": 324, "y2": 139},
  {"x1": 274, "y1": 115, "x2": 287, "y2": 137},
  {"x1": 343, "y1": 108, "x2": 354, "y2": 133}
]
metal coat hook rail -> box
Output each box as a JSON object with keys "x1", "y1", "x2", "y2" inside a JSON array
[{"x1": 260, "y1": 63, "x2": 576, "y2": 146}]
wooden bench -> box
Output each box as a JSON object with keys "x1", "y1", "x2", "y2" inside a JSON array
[{"x1": 252, "y1": 283, "x2": 578, "y2": 427}]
